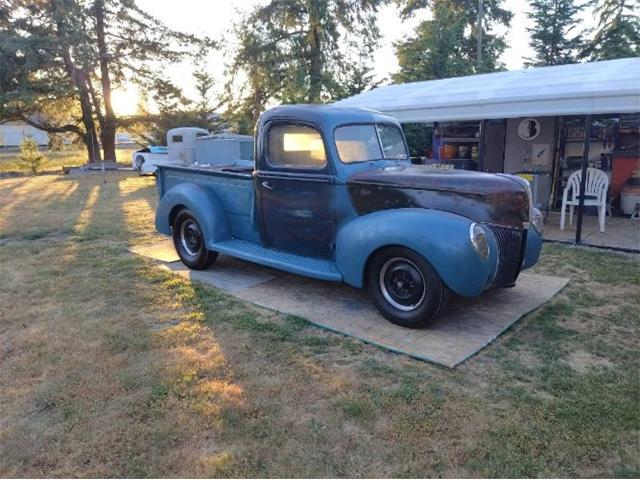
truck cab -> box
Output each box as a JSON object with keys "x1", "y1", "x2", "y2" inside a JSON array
[{"x1": 155, "y1": 105, "x2": 544, "y2": 328}]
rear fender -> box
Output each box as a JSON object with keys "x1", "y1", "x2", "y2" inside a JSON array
[
  {"x1": 335, "y1": 208, "x2": 499, "y2": 297},
  {"x1": 155, "y1": 183, "x2": 231, "y2": 246}
]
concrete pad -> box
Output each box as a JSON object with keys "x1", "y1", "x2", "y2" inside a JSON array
[
  {"x1": 131, "y1": 239, "x2": 569, "y2": 367},
  {"x1": 544, "y1": 212, "x2": 640, "y2": 252},
  {"x1": 160, "y1": 256, "x2": 276, "y2": 293}
]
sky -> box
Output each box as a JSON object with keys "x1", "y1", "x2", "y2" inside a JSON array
[{"x1": 113, "y1": 0, "x2": 597, "y2": 115}]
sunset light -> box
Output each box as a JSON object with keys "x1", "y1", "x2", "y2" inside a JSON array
[{"x1": 111, "y1": 87, "x2": 141, "y2": 116}]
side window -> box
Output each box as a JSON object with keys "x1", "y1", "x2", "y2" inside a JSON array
[
  {"x1": 171, "y1": 135, "x2": 183, "y2": 143},
  {"x1": 377, "y1": 125, "x2": 409, "y2": 160},
  {"x1": 268, "y1": 124, "x2": 327, "y2": 169}
]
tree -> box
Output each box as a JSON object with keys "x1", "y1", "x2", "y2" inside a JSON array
[
  {"x1": 17, "y1": 137, "x2": 46, "y2": 174},
  {"x1": 193, "y1": 67, "x2": 226, "y2": 133},
  {"x1": 393, "y1": 0, "x2": 512, "y2": 83},
  {"x1": 526, "y1": 0, "x2": 584, "y2": 66},
  {"x1": 1, "y1": 0, "x2": 214, "y2": 162},
  {"x1": 226, "y1": 0, "x2": 384, "y2": 130},
  {"x1": 0, "y1": 0, "x2": 101, "y2": 160},
  {"x1": 393, "y1": 0, "x2": 472, "y2": 82},
  {"x1": 126, "y1": 70, "x2": 227, "y2": 145},
  {"x1": 582, "y1": 0, "x2": 639, "y2": 60}
]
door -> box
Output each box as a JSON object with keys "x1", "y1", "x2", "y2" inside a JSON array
[
  {"x1": 482, "y1": 120, "x2": 506, "y2": 173},
  {"x1": 256, "y1": 122, "x2": 335, "y2": 259}
]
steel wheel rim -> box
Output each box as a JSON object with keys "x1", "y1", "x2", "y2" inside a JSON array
[
  {"x1": 179, "y1": 219, "x2": 203, "y2": 257},
  {"x1": 379, "y1": 257, "x2": 426, "y2": 312}
]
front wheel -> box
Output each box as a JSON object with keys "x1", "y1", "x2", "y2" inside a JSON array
[
  {"x1": 366, "y1": 247, "x2": 449, "y2": 328},
  {"x1": 134, "y1": 155, "x2": 145, "y2": 171},
  {"x1": 172, "y1": 210, "x2": 217, "y2": 270}
]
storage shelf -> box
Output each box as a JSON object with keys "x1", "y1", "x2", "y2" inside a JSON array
[
  {"x1": 613, "y1": 150, "x2": 640, "y2": 158},
  {"x1": 440, "y1": 137, "x2": 480, "y2": 143}
]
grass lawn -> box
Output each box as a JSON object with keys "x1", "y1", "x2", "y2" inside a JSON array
[
  {"x1": 0, "y1": 172, "x2": 638, "y2": 477},
  {"x1": 0, "y1": 148, "x2": 135, "y2": 174}
]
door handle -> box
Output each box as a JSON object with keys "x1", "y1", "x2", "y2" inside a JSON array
[{"x1": 261, "y1": 181, "x2": 274, "y2": 190}]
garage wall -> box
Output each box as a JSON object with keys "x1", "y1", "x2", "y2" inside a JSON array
[
  {"x1": 0, "y1": 122, "x2": 49, "y2": 147},
  {"x1": 503, "y1": 116, "x2": 556, "y2": 173}
]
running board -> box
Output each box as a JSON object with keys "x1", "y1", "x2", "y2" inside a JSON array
[{"x1": 210, "y1": 239, "x2": 342, "y2": 282}]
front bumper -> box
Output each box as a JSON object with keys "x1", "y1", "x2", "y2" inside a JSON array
[{"x1": 522, "y1": 226, "x2": 543, "y2": 270}]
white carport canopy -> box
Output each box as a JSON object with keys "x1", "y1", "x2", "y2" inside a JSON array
[{"x1": 335, "y1": 58, "x2": 640, "y2": 123}]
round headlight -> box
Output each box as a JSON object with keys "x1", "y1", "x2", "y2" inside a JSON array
[
  {"x1": 531, "y1": 207, "x2": 544, "y2": 234},
  {"x1": 469, "y1": 223, "x2": 490, "y2": 261}
]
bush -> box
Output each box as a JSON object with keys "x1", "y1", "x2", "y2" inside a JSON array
[
  {"x1": 48, "y1": 133, "x2": 64, "y2": 151},
  {"x1": 17, "y1": 137, "x2": 46, "y2": 174}
]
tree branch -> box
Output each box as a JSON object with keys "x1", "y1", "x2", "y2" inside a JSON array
[{"x1": 13, "y1": 113, "x2": 83, "y2": 136}]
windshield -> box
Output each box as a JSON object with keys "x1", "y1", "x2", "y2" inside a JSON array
[{"x1": 334, "y1": 124, "x2": 408, "y2": 163}]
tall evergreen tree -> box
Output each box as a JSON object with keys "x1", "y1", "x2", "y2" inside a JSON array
[
  {"x1": 1, "y1": 0, "x2": 213, "y2": 162},
  {"x1": 393, "y1": 0, "x2": 471, "y2": 82},
  {"x1": 583, "y1": 0, "x2": 639, "y2": 60},
  {"x1": 393, "y1": 0, "x2": 512, "y2": 83},
  {"x1": 226, "y1": 0, "x2": 384, "y2": 131},
  {"x1": 193, "y1": 67, "x2": 227, "y2": 133},
  {"x1": 526, "y1": 0, "x2": 584, "y2": 66}
]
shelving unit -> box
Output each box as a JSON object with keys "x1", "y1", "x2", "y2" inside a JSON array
[{"x1": 432, "y1": 121, "x2": 481, "y2": 169}]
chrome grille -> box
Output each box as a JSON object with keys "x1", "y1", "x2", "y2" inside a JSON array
[{"x1": 487, "y1": 225, "x2": 526, "y2": 288}]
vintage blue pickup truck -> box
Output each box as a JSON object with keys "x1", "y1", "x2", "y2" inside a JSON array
[{"x1": 155, "y1": 105, "x2": 543, "y2": 328}]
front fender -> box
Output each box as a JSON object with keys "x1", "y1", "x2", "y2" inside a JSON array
[
  {"x1": 335, "y1": 208, "x2": 499, "y2": 297},
  {"x1": 155, "y1": 182, "x2": 231, "y2": 245},
  {"x1": 522, "y1": 227, "x2": 543, "y2": 269}
]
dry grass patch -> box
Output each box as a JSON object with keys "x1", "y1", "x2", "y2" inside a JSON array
[
  {"x1": 0, "y1": 173, "x2": 638, "y2": 477},
  {"x1": 0, "y1": 148, "x2": 135, "y2": 174}
]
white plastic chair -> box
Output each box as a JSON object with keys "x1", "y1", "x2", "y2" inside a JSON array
[{"x1": 560, "y1": 167, "x2": 609, "y2": 233}]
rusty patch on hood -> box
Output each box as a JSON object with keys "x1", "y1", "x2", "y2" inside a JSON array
[{"x1": 347, "y1": 165, "x2": 529, "y2": 228}]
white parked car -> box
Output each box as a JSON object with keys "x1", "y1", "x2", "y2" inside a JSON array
[{"x1": 131, "y1": 145, "x2": 169, "y2": 173}]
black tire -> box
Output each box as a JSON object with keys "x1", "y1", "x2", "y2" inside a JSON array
[
  {"x1": 135, "y1": 155, "x2": 145, "y2": 170},
  {"x1": 366, "y1": 246, "x2": 449, "y2": 328},
  {"x1": 172, "y1": 210, "x2": 217, "y2": 270}
]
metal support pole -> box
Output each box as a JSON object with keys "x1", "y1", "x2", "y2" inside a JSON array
[
  {"x1": 477, "y1": 0, "x2": 483, "y2": 69},
  {"x1": 478, "y1": 119, "x2": 486, "y2": 171},
  {"x1": 575, "y1": 114, "x2": 592, "y2": 244}
]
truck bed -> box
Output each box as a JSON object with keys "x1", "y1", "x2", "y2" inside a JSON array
[{"x1": 156, "y1": 164, "x2": 258, "y2": 242}]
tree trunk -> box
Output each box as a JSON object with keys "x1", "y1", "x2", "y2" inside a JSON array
[
  {"x1": 94, "y1": 0, "x2": 117, "y2": 162},
  {"x1": 307, "y1": 1, "x2": 323, "y2": 103},
  {"x1": 52, "y1": 3, "x2": 102, "y2": 163},
  {"x1": 62, "y1": 52, "x2": 102, "y2": 163}
]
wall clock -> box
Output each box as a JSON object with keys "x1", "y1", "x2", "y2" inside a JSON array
[{"x1": 518, "y1": 118, "x2": 541, "y2": 141}]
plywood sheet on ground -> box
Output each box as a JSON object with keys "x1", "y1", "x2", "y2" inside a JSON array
[{"x1": 133, "y1": 240, "x2": 568, "y2": 367}]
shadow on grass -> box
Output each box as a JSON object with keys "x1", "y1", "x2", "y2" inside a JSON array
[{"x1": 0, "y1": 175, "x2": 638, "y2": 478}]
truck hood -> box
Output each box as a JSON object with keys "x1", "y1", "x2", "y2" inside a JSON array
[{"x1": 347, "y1": 165, "x2": 530, "y2": 228}]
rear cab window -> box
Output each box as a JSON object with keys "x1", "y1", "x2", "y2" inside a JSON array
[
  {"x1": 268, "y1": 124, "x2": 327, "y2": 170},
  {"x1": 334, "y1": 123, "x2": 408, "y2": 163},
  {"x1": 240, "y1": 141, "x2": 254, "y2": 161}
]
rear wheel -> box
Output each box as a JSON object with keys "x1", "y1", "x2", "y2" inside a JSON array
[
  {"x1": 366, "y1": 247, "x2": 448, "y2": 328},
  {"x1": 172, "y1": 210, "x2": 217, "y2": 270}
]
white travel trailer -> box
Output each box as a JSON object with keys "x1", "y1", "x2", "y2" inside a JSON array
[{"x1": 167, "y1": 127, "x2": 210, "y2": 166}]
